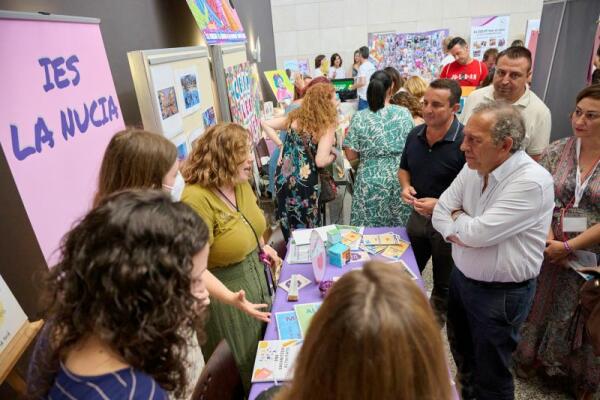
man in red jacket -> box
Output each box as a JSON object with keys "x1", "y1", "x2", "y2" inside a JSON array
[{"x1": 440, "y1": 37, "x2": 488, "y2": 87}]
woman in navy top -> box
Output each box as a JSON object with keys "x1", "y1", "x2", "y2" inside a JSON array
[{"x1": 27, "y1": 190, "x2": 211, "y2": 399}]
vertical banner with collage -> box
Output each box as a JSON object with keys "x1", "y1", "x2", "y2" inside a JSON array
[
  {"x1": 225, "y1": 62, "x2": 262, "y2": 143},
  {"x1": 368, "y1": 29, "x2": 449, "y2": 81}
]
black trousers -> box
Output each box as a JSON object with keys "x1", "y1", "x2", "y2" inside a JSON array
[
  {"x1": 448, "y1": 268, "x2": 536, "y2": 400},
  {"x1": 406, "y1": 210, "x2": 454, "y2": 322}
]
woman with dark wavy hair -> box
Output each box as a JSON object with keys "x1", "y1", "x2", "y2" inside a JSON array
[{"x1": 27, "y1": 190, "x2": 210, "y2": 399}]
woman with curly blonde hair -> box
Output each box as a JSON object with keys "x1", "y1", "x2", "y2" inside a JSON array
[
  {"x1": 405, "y1": 75, "x2": 428, "y2": 102},
  {"x1": 261, "y1": 82, "x2": 338, "y2": 239},
  {"x1": 181, "y1": 122, "x2": 280, "y2": 394}
]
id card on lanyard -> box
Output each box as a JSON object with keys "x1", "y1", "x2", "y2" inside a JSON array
[{"x1": 561, "y1": 139, "x2": 599, "y2": 237}]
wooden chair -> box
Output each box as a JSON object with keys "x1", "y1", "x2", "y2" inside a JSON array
[{"x1": 191, "y1": 340, "x2": 243, "y2": 400}]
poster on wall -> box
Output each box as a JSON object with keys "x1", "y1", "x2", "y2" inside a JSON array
[
  {"x1": 225, "y1": 62, "x2": 262, "y2": 143},
  {"x1": 0, "y1": 274, "x2": 28, "y2": 352},
  {"x1": 525, "y1": 19, "x2": 540, "y2": 48},
  {"x1": 185, "y1": 0, "x2": 246, "y2": 45},
  {"x1": 470, "y1": 16, "x2": 510, "y2": 60},
  {"x1": 202, "y1": 106, "x2": 217, "y2": 129},
  {"x1": 176, "y1": 67, "x2": 201, "y2": 115},
  {"x1": 150, "y1": 65, "x2": 184, "y2": 138},
  {"x1": 0, "y1": 14, "x2": 124, "y2": 266},
  {"x1": 264, "y1": 70, "x2": 294, "y2": 103},
  {"x1": 368, "y1": 29, "x2": 449, "y2": 81}
]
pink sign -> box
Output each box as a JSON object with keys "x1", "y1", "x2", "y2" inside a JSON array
[{"x1": 0, "y1": 16, "x2": 124, "y2": 266}]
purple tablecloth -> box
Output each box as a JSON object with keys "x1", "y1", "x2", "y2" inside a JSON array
[{"x1": 248, "y1": 227, "x2": 458, "y2": 400}]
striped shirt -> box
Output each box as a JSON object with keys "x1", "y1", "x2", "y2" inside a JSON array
[{"x1": 46, "y1": 363, "x2": 168, "y2": 400}]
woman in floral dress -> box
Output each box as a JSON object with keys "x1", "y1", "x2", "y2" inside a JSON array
[
  {"x1": 261, "y1": 83, "x2": 338, "y2": 240},
  {"x1": 344, "y1": 70, "x2": 414, "y2": 227},
  {"x1": 514, "y1": 85, "x2": 600, "y2": 399}
]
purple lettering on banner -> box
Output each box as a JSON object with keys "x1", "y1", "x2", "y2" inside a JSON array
[
  {"x1": 97, "y1": 96, "x2": 109, "y2": 124},
  {"x1": 89, "y1": 100, "x2": 102, "y2": 127},
  {"x1": 60, "y1": 109, "x2": 76, "y2": 140},
  {"x1": 108, "y1": 96, "x2": 119, "y2": 120},
  {"x1": 51, "y1": 57, "x2": 69, "y2": 89},
  {"x1": 66, "y1": 55, "x2": 80, "y2": 86},
  {"x1": 34, "y1": 117, "x2": 54, "y2": 153},
  {"x1": 74, "y1": 104, "x2": 90, "y2": 133},
  {"x1": 10, "y1": 124, "x2": 36, "y2": 161},
  {"x1": 38, "y1": 57, "x2": 55, "y2": 92}
]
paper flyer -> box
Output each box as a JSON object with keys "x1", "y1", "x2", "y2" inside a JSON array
[
  {"x1": 294, "y1": 302, "x2": 322, "y2": 337},
  {"x1": 275, "y1": 311, "x2": 303, "y2": 340}
]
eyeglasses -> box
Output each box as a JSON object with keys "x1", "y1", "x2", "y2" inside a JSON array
[{"x1": 572, "y1": 107, "x2": 600, "y2": 122}]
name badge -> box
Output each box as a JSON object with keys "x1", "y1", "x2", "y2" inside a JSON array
[{"x1": 563, "y1": 217, "x2": 587, "y2": 233}]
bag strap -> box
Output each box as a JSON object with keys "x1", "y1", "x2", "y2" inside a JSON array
[{"x1": 215, "y1": 187, "x2": 261, "y2": 249}]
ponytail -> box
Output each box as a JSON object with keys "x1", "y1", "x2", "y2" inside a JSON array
[{"x1": 367, "y1": 70, "x2": 392, "y2": 112}]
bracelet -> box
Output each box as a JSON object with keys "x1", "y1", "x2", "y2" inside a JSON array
[{"x1": 563, "y1": 240, "x2": 572, "y2": 253}]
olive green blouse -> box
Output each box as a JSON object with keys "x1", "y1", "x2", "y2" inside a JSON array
[{"x1": 182, "y1": 182, "x2": 267, "y2": 269}]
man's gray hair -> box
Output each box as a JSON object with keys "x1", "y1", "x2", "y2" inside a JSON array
[{"x1": 472, "y1": 101, "x2": 526, "y2": 153}]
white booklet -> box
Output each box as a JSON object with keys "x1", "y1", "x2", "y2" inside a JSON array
[{"x1": 251, "y1": 339, "x2": 303, "y2": 382}]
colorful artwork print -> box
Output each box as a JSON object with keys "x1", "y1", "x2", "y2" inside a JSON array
[
  {"x1": 368, "y1": 29, "x2": 449, "y2": 80},
  {"x1": 202, "y1": 106, "x2": 216, "y2": 128},
  {"x1": 251, "y1": 340, "x2": 302, "y2": 382},
  {"x1": 264, "y1": 70, "x2": 294, "y2": 103},
  {"x1": 225, "y1": 62, "x2": 262, "y2": 143},
  {"x1": 180, "y1": 73, "x2": 200, "y2": 109},
  {"x1": 186, "y1": 0, "x2": 246, "y2": 45},
  {"x1": 157, "y1": 87, "x2": 179, "y2": 120}
]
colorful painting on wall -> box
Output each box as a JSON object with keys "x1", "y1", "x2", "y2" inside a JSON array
[
  {"x1": 264, "y1": 69, "x2": 294, "y2": 103},
  {"x1": 225, "y1": 62, "x2": 262, "y2": 143},
  {"x1": 185, "y1": 0, "x2": 246, "y2": 45},
  {"x1": 368, "y1": 29, "x2": 449, "y2": 80}
]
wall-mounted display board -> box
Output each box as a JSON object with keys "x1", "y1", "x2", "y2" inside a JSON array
[
  {"x1": 128, "y1": 46, "x2": 219, "y2": 155},
  {"x1": 0, "y1": 10, "x2": 124, "y2": 268},
  {"x1": 368, "y1": 29, "x2": 449, "y2": 81}
]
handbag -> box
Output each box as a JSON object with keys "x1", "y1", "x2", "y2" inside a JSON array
[
  {"x1": 300, "y1": 134, "x2": 338, "y2": 204},
  {"x1": 569, "y1": 271, "x2": 600, "y2": 356}
]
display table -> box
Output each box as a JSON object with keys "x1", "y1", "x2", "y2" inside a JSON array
[{"x1": 248, "y1": 227, "x2": 458, "y2": 400}]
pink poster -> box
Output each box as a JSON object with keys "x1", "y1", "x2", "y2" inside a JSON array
[{"x1": 0, "y1": 16, "x2": 124, "y2": 266}]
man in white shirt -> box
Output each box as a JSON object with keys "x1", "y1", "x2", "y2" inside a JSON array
[
  {"x1": 432, "y1": 101, "x2": 554, "y2": 400},
  {"x1": 460, "y1": 46, "x2": 551, "y2": 160},
  {"x1": 350, "y1": 46, "x2": 376, "y2": 111}
]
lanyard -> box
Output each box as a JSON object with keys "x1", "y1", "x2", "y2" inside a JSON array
[
  {"x1": 215, "y1": 188, "x2": 274, "y2": 296},
  {"x1": 574, "y1": 138, "x2": 600, "y2": 208}
]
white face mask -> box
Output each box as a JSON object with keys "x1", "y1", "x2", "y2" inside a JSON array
[{"x1": 163, "y1": 172, "x2": 185, "y2": 202}]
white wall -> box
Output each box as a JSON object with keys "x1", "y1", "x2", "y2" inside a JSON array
[{"x1": 271, "y1": 0, "x2": 543, "y2": 75}]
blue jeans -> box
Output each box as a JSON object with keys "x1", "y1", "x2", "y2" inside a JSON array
[
  {"x1": 358, "y1": 97, "x2": 368, "y2": 111},
  {"x1": 447, "y1": 268, "x2": 536, "y2": 400}
]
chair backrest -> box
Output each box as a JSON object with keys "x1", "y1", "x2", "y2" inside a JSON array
[{"x1": 191, "y1": 340, "x2": 243, "y2": 400}]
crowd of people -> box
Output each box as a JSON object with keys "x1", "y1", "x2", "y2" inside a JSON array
[{"x1": 23, "y1": 34, "x2": 600, "y2": 400}]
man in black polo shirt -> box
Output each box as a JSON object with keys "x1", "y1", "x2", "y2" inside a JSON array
[{"x1": 398, "y1": 79, "x2": 465, "y2": 323}]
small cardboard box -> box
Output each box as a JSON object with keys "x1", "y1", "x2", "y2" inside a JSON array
[
  {"x1": 327, "y1": 243, "x2": 350, "y2": 268},
  {"x1": 326, "y1": 228, "x2": 341, "y2": 245}
]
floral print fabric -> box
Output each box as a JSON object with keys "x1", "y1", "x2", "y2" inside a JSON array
[
  {"x1": 275, "y1": 128, "x2": 320, "y2": 239},
  {"x1": 344, "y1": 105, "x2": 414, "y2": 227}
]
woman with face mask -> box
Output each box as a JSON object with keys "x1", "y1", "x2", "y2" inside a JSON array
[{"x1": 92, "y1": 129, "x2": 270, "y2": 396}]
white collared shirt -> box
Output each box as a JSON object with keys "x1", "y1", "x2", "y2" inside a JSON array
[
  {"x1": 432, "y1": 151, "x2": 554, "y2": 282},
  {"x1": 459, "y1": 85, "x2": 552, "y2": 156}
]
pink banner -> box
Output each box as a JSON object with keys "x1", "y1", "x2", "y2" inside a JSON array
[{"x1": 0, "y1": 17, "x2": 124, "y2": 266}]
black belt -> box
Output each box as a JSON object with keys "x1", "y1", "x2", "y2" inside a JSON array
[{"x1": 462, "y1": 273, "x2": 533, "y2": 289}]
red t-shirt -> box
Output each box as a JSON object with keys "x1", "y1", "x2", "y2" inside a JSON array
[{"x1": 440, "y1": 59, "x2": 488, "y2": 87}]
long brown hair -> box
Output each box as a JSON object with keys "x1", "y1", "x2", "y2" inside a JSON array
[
  {"x1": 391, "y1": 91, "x2": 424, "y2": 118},
  {"x1": 94, "y1": 129, "x2": 177, "y2": 206},
  {"x1": 182, "y1": 122, "x2": 251, "y2": 187},
  {"x1": 287, "y1": 83, "x2": 337, "y2": 141},
  {"x1": 275, "y1": 261, "x2": 452, "y2": 400}
]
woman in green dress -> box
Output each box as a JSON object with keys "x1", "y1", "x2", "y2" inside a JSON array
[
  {"x1": 344, "y1": 70, "x2": 414, "y2": 226},
  {"x1": 182, "y1": 123, "x2": 281, "y2": 394}
]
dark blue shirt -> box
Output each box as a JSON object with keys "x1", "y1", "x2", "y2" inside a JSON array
[
  {"x1": 399, "y1": 116, "x2": 465, "y2": 199},
  {"x1": 46, "y1": 363, "x2": 168, "y2": 399}
]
